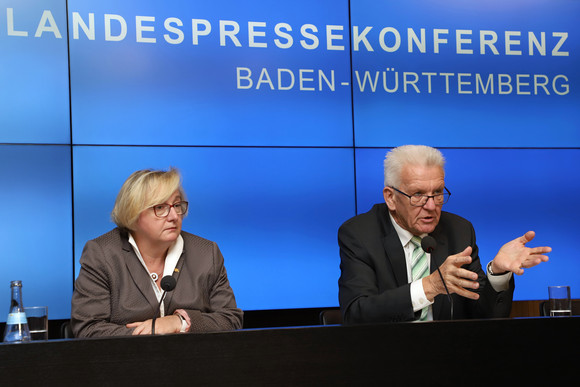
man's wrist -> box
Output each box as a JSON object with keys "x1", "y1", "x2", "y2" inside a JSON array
[{"x1": 488, "y1": 261, "x2": 508, "y2": 276}]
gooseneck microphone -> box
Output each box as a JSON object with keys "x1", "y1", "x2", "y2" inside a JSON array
[
  {"x1": 151, "y1": 275, "x2": 177, "y2": 335},
  {"x1": 421, "y1": 236, "x2": 454, "y2": 320},
  {"x1": 420, "y1": 235, "x2": 436, "y2": 254},
  {"x1": 161, "y1": 275, "x2": 177, "y2": 293}
]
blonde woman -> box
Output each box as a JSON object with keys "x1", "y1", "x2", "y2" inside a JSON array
[{"x1": 71, "y1": 168, "x2": 242, "y2": 337}]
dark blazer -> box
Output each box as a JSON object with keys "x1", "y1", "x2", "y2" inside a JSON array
[
  {"x1": 71, "y1": 228, "x2": 243, "y2": 337},
  {"x1": 338, "y1": 203, "x2": 514, "y2": 324}
]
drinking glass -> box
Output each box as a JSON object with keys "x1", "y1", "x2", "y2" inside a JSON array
[
  {"x1": 24, "y1": 306, "x2": 48, "y2": 340},
  {"x1": 548, "y1": 286, "x2": 571, "y2": 317}
]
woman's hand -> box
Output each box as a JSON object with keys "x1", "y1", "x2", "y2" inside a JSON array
[{"x1": 127, "y1": 315, "x2": 182, "y2": 335}]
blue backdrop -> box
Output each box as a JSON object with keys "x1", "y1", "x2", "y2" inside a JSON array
[{"x1": 1, "y1": 0, "x2": 578, "y2": 320}]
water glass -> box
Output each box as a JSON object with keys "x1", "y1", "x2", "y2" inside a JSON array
[
  {"x1": 24, "y1": 306, "x2": 48, "y2": 340},
  {"x1": 548, "y1": 286, "x2": 571, "y2": 317}
]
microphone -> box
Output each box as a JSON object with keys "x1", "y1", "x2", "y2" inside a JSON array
[
  {"x1": 421, "y1": 235, "x2": 437, "y2": 254},
  {"x1": 161, "y1": 275, "x2": 177, "y2": 292},
  {"x1": 151, "y1": 275, "x2": 177, "y2": 335},
  {"x1": 421, "y1": 236, "x2": 454, "y2": 320}
]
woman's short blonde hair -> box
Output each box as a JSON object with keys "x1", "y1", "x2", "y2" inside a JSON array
[{"x1": 111, "y1": 167, "x2": 186, "y2": 231}]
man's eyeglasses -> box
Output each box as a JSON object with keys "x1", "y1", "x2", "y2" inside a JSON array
[
  {"x1": 151, "y1": 201, "x2": 189, "y2": 218},
  {"x1": 390, "y1": 187, "x2": 451, "y2": 207}
]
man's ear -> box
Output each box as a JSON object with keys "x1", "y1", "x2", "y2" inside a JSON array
[{"x1": 383, "y1": 187, "x2": 396, "y2": 211}]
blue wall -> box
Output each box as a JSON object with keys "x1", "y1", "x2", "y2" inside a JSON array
[{"x1": 1, "y1": 0, "x2": 578, "y2": 319}]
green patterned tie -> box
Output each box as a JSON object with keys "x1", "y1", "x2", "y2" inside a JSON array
[{"x1": 410, "y1": 236, "x2": 429, "y2": 321}]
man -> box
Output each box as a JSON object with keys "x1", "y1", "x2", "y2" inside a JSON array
[{"x1": 338, "y1": 145, "x2": 551, "y2": 323}]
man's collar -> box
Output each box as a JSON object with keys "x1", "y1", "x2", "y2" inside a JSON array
[{"x1": 388, "y1": 212, "x2": 426, "y2": 247}]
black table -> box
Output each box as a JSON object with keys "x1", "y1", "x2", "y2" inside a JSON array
[{"x1": 1, "y1": 317, "x2": 577, "y2": 386}]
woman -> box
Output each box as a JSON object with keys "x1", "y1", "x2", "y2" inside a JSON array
[{"x1": 71, "y1": 168, "x2": 243, "y2": 337}]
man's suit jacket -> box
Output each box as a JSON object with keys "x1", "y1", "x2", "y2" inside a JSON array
[
  {"x1": 338, "y1": 203, "x2": 514, "y2": 324},
  {"x1": 71, "y1": 228, "x2": 243, "y2": 337}
]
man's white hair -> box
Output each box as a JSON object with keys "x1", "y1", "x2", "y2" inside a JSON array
[{"x1": 383, "y1": 145, "x2": 446, "y2": 188}]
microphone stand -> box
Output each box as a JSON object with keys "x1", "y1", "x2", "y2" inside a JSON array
[
  {"x1": 422, "y1": 236, "x2": 454, "y2": 320},
  {"x1": 151, "y1": 276, "x2": 177, "y2": 335},
  {"x1": 435, "y1": 266, "x2": 454, "y2": 320},
  {"x1": 151, "y1": 291, "x2": 168, "y2": 335}
]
